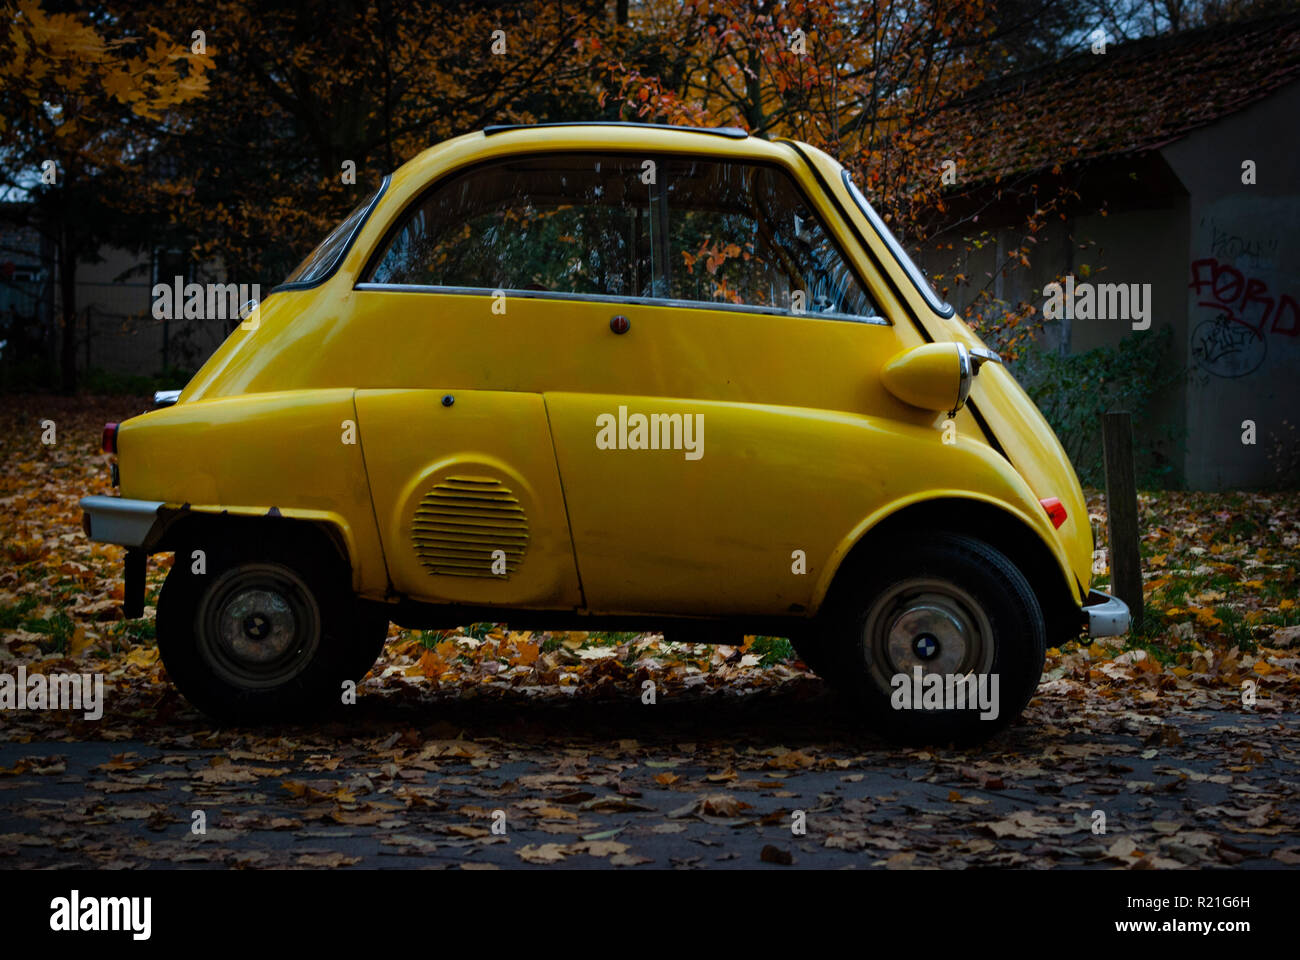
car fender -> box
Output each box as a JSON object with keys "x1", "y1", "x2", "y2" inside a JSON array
[
  {"x1": 811, "y1": 460, "x2": 1079, "y2": 616},
  {"x1": 114, "y1": 389, "x2": 389, "y2": 597}
]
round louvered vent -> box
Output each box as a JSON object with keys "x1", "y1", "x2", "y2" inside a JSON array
[{"x1": 411, "y1": 475, "x2": 529, "y2": 578}]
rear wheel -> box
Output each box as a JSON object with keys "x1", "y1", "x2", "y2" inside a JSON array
[
  {"x1": 157, "y1": 538, "x2": 379, "y2": 722},
  {"x1": 819, "y1": 533, "x2": 1046, "y2": 744},
  {"x1": 790, "y1": 632, "x2": 836, "y2": 678},
  {"x1": 350, "y1": 605, "x2": 391, "y2": 681}
]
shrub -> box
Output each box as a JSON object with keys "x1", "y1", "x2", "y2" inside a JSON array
[{"x1": 1012, "y1": 327, "x2": 1184, "y2": 488}]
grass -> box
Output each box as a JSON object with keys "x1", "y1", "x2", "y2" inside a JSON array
[
  {"x1": 20, "y1": 610, "x2": 74, "y2": 653},
  {"x1": 0, "y1": 597, "x2": 39, "y2": 629},
  {"x1": 749, "y1": 635, "x2": 795, "y2": 666}
]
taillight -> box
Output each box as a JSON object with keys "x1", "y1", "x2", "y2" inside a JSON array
[
  {"x1": 1040, "y1": 496, "x2": 1067, "y2": 529},
  {"x1": 102, "y1": 422, "x2": 119, "y2": 454}
]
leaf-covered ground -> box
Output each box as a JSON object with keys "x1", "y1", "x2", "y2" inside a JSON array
[{"x1": 1, "y1": 395, "x2": 1297, "y2": 869}]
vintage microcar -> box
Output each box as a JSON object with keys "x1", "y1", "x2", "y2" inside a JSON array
[{"x1": 81, "y1": 122, "x2": 1129, "y2": 740}]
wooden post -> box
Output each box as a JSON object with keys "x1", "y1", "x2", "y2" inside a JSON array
[{"x1": 1102, "y1": 411, "x2": 1143, "y2": 631}]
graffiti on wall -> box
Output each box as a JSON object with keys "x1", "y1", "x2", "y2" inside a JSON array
[
  {"x1": 1208, "y1": 219, "x2": 1278, "y2": 271},
  {"x1": 1189, "y1": 257, "x2": 1298, "y2": 378}
]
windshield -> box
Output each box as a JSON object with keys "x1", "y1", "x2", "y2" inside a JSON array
[
  {"x1": 282, "y1": 177, "x2": 389, "y2": 286},
  {"x1": 841, "y1": 170, "x2": 951, "y2": 316}
]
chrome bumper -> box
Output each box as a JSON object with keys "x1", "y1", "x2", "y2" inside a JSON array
[
  {"x1": 80, "y1": 496, "x2": 164, "y2": 548},
  {"x1": 1084, "y1": 589, "x2": 1131, "y2": 637}
]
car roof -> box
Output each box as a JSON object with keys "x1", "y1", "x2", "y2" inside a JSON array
[
  {"x1": 482, "y1": 121, "x2": 751, "y2": 139},
  {"x1": 384, "y1": 124, "x2": 807, "y2": 208}
]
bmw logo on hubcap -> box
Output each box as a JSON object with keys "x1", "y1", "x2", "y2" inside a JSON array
[
  {"x1": 913, "y1": 633, "x2": 939, "y2": 660},
  {"x1": 244, "y1": 613, "x2": 271, "y2": 641}
]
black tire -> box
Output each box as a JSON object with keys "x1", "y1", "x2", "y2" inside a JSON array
[
  {"x1": 156, "y1": 536, "x2": 379, "y2": 723},
  {"x1": 350, "y1": 604, "x2": 391, "y2": 681},
  {"x1": 790, "y1": 632, "x2": 837, "y2": 679},
  {"x1": 818, "y1": 533, "x2": 1046, "y2": 744}
]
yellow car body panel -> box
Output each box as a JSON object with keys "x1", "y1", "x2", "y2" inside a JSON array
[
  {"x1": 544, "y1": 390, "x2": 1073, "y2": 616},
  {"x1": 116, "y1": 390, "x2": 388, "y2": 596},
  {"x1": 964, "y1": 364, "x2": 1093, "y2": 592},
  {"x1": 110, "y1": 123, "x2": 1093, "y2": 627},
  {"x1": 352, "y1": 388, "x2": 583, "y2": 609}
]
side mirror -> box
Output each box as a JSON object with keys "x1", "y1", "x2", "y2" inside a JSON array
[{"x1": 880, "y1": 342, "x2": 1002, "y2": 415}]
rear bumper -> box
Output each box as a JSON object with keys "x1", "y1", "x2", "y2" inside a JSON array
[
  {"x1": 1083, "y1": 589, "x2": 1130, "y2": 637},
  {"x1": 80, "y1": 496, "x2": 167, "y2": 619},
  {"x1": 80, "y1": 495, "x2": 164, "y2": 547}
]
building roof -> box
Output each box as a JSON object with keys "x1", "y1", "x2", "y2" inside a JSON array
[{"x1": 933, "y1": 13, "x2": 1300, "y2": 187}]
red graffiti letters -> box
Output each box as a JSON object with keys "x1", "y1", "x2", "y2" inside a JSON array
[{"x1": 1189, "y1": 257, "x2": 1300, "y2": 337}]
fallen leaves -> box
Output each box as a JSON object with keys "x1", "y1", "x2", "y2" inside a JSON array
[
  {"x1": 2, "y1": 399, "x2": 1300, "y2": 871},
  {"x1": 668, "y1": 793, "x2": 753, "y2": 822},
  {"x1": 978, "y1": 810, "x2": 1084, "y2": 839}
]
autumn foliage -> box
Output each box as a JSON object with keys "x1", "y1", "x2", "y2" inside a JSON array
[{"x1": 0, "y1": 0, "x2": 1086, "y2": 383}]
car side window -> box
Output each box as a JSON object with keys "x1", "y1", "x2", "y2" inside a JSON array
[
  {"x1": 664, "y1": 158, "x2": 878, "y2": 319},
  {"x1": 366, "y1": 155, "x2": 652, "y2": 297}
]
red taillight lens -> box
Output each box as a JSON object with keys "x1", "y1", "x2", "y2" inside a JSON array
[
  {"x1": 102, "y1": 422, "x2": 118, "y2": 454},
  {"x1": 1040, "y1": 496, "x2": 1067, "y2": 529}
]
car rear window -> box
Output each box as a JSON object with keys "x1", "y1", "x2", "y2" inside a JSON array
[
  {"x1": 366, "y1": 155, "x2": 653, "y2": 297},
  {"x1": 282, "y1": 178, "x2": 389, "y2": 287}
]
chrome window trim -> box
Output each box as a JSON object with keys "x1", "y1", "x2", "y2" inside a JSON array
[
  {"x1": 352, "y1": 283, "x2": 890, "y2": 326},
  {"x1": 840, "y1": 169, "x2": 954, "y2": 317}
]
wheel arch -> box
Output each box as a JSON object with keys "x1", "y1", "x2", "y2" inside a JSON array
[
  {"x1": 151, "y1": 507, "x2": 358, "y2": 590},
  {"x1": 815, "y1": 494, "x2": 1085, "y2": 647}
]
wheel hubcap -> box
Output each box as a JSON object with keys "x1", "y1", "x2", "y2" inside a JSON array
[
  {"x1": 197, "y1": 565, "x2": 320, "y2": 690},
  {"x1": 222, "y1": 589, "x2": 297, "y2": 664},
  {"x1": 862, "y1": 578, "x2": 994, "y2": 693}
]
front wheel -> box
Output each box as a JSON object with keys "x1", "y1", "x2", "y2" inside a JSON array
[
  {"x1": 157, "y1": 543, "x2": 375, "y2": 723},
  {"x1": 819, "y1": 534, "x2": 1046, "y2": 744}
]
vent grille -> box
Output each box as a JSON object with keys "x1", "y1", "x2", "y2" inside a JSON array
[{"x1": 411, "y1": 475, "x2": 528, "y2": 578}]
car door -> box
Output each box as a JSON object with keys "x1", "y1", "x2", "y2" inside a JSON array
[
  {"x1": 543, "y1": 153, "x2": 920, "y2": 616},
  {"x1": 348, "y1": 154, "x2": 671, "y2": 609}
]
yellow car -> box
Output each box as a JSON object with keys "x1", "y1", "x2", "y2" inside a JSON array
[{"x1": 81, "y1": 122, "x2": 1128, "y2": 740}]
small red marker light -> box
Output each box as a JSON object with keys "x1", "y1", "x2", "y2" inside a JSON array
[
  {"x1": 102, "y1": 422, "x2": 119, "y2": 455},
  {"x1": 1040, "y1": 496, "x2": 1067, "y2": 529}
]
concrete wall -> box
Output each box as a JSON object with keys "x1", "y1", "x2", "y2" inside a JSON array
[
  {"x1": 1070, "y1": 202, "x2": 1190, "y2": 484},
  {"x1": 920, "y1": 79, "x2": 1300, "y2": 490},
  {"x1": 920, "y1": 197, "x2": 1189, "y2": 486},
  {"x1": 1161, "y1": 79, "x2": 1300, "y2": 490}
]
